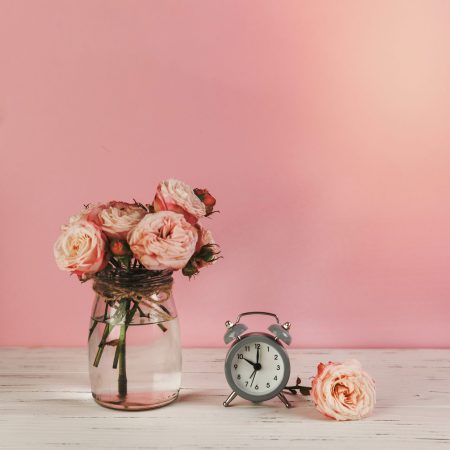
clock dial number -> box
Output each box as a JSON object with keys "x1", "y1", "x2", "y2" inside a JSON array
[{"x1": 230, "y1": 340, "x2": 285, "y2": 396}]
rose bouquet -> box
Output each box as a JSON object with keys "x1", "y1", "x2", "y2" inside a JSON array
[
  {"x1": 54, "y1": 178, "x2": 219, "y2": 280},
  {"x1": 54, "y1": 179, "x2": 220, "y2": 410}
]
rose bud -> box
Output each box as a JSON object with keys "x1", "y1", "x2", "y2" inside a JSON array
[
  {"x1": 110, "y1": 239, "x2": 130, "y2": 256},
  {"x1": 195, "y1": 244, "x2": 220, "y2": 268},
  {"x1": 193, "y1": 188, "x2": 216, "y2": 215},
  {"x1": 182, "y1": 259, "x2": 199, "y2": 278}
]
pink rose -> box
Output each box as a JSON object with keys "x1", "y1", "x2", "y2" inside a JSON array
[
  {"x1": 128, "y1": 211, "x2": 198, "y2": 271},
  {"x1": 88, "y1": 201, "x2": 146, "y2": 239},
  {"x1": 194, "y1": 225, "x2": 219, "y2": 269},
  {"x1": 195, "y1": 225, "x2": 215, "y2": 253},
  {"x1": 64, "y1": 203, "x2": 101, "y2": 227},
  {"x1": 182, "y1": 225, "x2": 220, "y2": 277},
  {"x1": 54, "y1": 220, "x2": 107, "y2": 276},
  {"x1": 311, "y1": 359, "x2": 376, "y2": 421},
  {"x1": 153, "y1": 179, "x2": 206, "y2": 225}
]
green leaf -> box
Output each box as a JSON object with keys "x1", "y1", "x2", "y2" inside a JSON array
[{"x1": 299, "y1": 386, "x2": 312, "y2": 396}]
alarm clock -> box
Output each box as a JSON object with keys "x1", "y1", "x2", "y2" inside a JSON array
[{"x1": 222, "y1": 311, "x2": 292, "y2": 408}]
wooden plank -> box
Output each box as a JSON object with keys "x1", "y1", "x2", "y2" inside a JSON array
[{"x1": 0, "y1": 348, "x2": 449, "y2": 449}]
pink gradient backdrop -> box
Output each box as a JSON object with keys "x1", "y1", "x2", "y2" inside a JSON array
[{"x1": 1, "y1": 0, "x2": 450, "y2": 347}]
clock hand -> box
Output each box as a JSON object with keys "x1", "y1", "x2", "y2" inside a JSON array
[
  {"x1": 256, "y1": 347, "x2": 260, "y2": 364},
  {"x1": 249, "y1": 369, "x2": 256, "y2": 380},
  {"x1": 250, "y1": 370, "x2": 257, "y2": 387},
  {"x1": 243, "y1": 358, "x2": 256, "y2": 367}
]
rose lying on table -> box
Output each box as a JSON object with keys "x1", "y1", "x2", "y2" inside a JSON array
[
  {"x1": 311, "y1": 359, "x2": 376, "y2": 421},
  {"x1": 285, "y1": 359, "x2": 375, "y2": 420}
]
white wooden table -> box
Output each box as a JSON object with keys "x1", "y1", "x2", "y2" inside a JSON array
[{"x1": 1, "y1": 348, "x2": 449, "y2": 449}]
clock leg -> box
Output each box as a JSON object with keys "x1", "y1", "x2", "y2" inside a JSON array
[
  {"x1": 223, "y1": 391, "x2": 237, "y2": 407},
  {"x1": 278, "y1": 392, "x2": 291, "y2": 408}
]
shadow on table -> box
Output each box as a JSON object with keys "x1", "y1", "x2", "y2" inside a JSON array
[{"x1": 177, "y1": 389, "x2": 328, "y2": 419}]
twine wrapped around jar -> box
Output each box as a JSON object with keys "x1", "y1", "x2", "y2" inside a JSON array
[{"x1": 92, "y1": 269, "x2": 175, "y2": 326}]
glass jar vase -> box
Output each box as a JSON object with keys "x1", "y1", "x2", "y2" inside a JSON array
[{"x1": 88, "y1": 269, "x2": 181, "y2": 410}]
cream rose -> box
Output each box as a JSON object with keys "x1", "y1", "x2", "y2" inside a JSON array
[
  {"x1": 195, "y1": 225, "x2": 215, "y2": 252},
  {"x1": 62, "y1": 203, "x2": 101, "y2": 229},
  {"x1": 182, "y1": 225, "x2": 220, "y2": 277},
  {"x1": 54, "y1": 220, "x2": 107, "y2": 275},
  {"x1": 195, "y1": 225, "x2": 219, "y2": 268},
  {"x1": 311, "y1": 359, "x2": 376, "y2": 421},
  {"x1": 153, "y1": 178, "x2": 206, "y2": 225},
  {"x1": 128, "y1": 211, "x2": 198, "y2": 271},
  {"x1": 88, "y1": 201, "x2": 146, "y2": 239}
]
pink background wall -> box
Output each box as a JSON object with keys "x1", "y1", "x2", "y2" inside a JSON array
[{"x1": 1, "y1": 0, "x2": 450, "y2": 347}]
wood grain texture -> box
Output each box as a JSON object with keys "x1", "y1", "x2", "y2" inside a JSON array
[{"x1": 0, "y1": 348, "x2": 449, "y2": 449}]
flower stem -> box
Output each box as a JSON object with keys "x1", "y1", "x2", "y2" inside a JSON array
[
  {"x1": 103, "y1": 301, "x2": 110, "y2": 322},
  {"x1": 112, "y1": 300, "x2": 138, "y2": 369},
  {"x1": 93, "y1": 301, "x2": 124, "y2": 367},
  {"x1": 117, "y1": 320, "x2": 128, "y2": 398},
  {"x1": 88, "y1": 300, "x2": 110, "y2": 341},
  {"x1": 135, "y1": 302, "x2": 168, "y2": 332},
  {"x1": 283, "y1": 377, "x2": 312, "y2": 396},
  {"x1": 158, "y1": 323, "x2": 168, "y2": 332},
  {"x1": 93, "y1": 322, "x2": 113, "y2": 367},
  {"x1": 88, "y1": 320, "x2": 98, "y2": 340}
]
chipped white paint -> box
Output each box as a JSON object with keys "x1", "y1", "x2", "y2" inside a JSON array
[{"x1": 0, "y1": 348, "x2": 449, "y2": 449}]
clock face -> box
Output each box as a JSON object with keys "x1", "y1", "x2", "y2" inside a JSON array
[{"x1": 225, "y1": 334, "x2": 290, "y2": 402}]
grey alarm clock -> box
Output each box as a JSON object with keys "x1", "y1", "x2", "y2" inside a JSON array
[{"x1": 222, "y1": 311, "x2": 292, "y2": 408}]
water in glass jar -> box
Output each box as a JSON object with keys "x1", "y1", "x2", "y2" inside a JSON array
[{"x1": 88, "y1": 316, "x2": 181, "y2": 410}]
